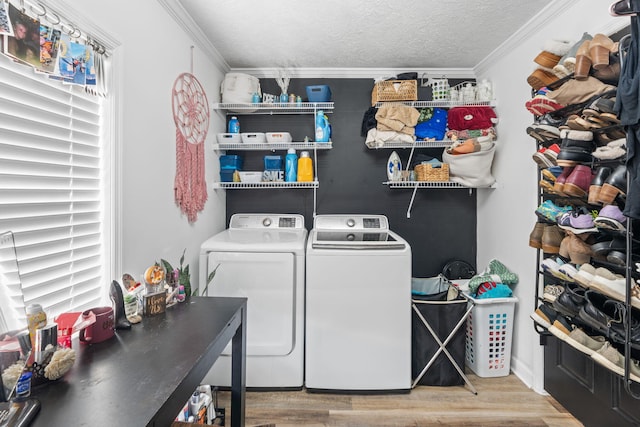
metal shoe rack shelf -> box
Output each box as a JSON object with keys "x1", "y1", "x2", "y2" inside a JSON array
[{"x1": 530, "y1": 35, "x2": 640, "y2": 425}]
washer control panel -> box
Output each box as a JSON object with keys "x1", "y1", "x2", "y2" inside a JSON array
[{"x1": 230, "y1": 214, "x2": 304, "y2": 229}]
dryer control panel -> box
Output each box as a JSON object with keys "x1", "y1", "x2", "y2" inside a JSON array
[{"x1": 229, "y1": 214, "x2": 304, "y2": 229}]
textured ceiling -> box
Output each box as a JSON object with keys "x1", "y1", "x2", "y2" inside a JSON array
[{"x1": 177, "y1": 0, "x2": 553, "y2": 69}]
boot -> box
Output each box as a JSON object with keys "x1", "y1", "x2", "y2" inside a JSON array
[
  {"x1": 110, "y1": 280, "x2": 132, "y2": 330},
  {"x1": 542, "y1": 224, "x2": 564, "y2": 254},
  {"x1": 567, "y1": 233, "x2": 593, "y2": 265},
  {"x1": 529, "y1": 222, "x2": 545, "y2": 249}
]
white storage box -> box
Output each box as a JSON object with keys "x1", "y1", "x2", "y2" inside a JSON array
[
  {"x1": 241, "y1": 132, "x2": 266, "y2": 144},
  {"x1": 266, "y1": 132, "x2": 293, "y2": 143},
  {"x1": 465, "y1": 294, "x2": 517, "y2": 377},
  {"x1": 238, "y1": 171, "x2": 263, "y2": 183},
  {"x1": 221, "y1": 73, "x2": 261, "y2": 113},
  {"x1": 216, "y1": 133, "x2": 241, "y2": 144}
]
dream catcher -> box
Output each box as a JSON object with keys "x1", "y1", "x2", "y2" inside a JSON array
[{"x1": 172, "y1": 72, "x2": 209, "y2": 222}]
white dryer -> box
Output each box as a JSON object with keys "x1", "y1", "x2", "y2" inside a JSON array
[
  {"x1": 305, "y1": 214, "x2": 412, "y2": 391},
  {"x1": 199, "y1": 213, "x2": 307, "y2": 389}
]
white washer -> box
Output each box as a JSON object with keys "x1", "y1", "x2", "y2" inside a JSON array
[
  {"x1": 199, "y1": 213, "x2": 307, "y2": 389},
  {"x1": 305, "y1": 214, "x2": 412, "y2": 391}
]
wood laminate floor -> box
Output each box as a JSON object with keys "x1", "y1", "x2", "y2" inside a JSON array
[{"x1": 214, "y1": 373, "x2": 583, "y2": 427}]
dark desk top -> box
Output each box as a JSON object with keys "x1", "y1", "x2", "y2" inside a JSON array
[{"x1": 30, "y1": 296, "x2": 247, "y2": 427}]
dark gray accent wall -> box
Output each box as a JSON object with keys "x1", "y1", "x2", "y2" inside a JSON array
[{"x1": 224, "y1": 78, "x2": 476, "y2": 278}]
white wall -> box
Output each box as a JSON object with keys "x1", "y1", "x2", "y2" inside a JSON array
[
  {"x1": 474, "y1": 0, "x2": 627, "y2": 393},
  {"x1": 61, "y1": 0, "x2": 227, "y2": 289}
]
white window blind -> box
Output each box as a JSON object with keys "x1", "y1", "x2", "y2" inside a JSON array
[{"x1": 0, "y1": 54, "x2": 105, "y2": 319}]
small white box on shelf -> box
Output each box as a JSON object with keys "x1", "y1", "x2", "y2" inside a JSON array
[
  {"x1": 216, "y1": 133, "x2": 241, "y2": 144},
  {"x1": 266, "y1": 132, "x2": 293, "y2": 143},
  {"x1": 238, "y1": 171, "x2": 263, "y2": 183},
  {"x1": 240, "y1": 132, "x2": 266, "y2": 143}
]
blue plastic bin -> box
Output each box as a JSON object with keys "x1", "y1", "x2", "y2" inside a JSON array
[
  {"x1": 219, "y1": 155, "x2": 243, "y2": 170},
  {"x1": 306, "y1": 85, "x2": 332, "y2": 102}
]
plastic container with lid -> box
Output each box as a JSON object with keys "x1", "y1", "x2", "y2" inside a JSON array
[
  {"x1": 228, "y1": 116, "x2": 240, "y2": 134},
  {"x1": 26, "y1": 303, "x2": 47, "y2": 345},
  {"x1": 285, "y1": 148, "x2": 298, "y2": 182},
  {"x1": 297, "y1": 151, "x2": 313, "y2": 182}
]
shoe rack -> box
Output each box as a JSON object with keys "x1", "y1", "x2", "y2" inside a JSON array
[{"x1": 528, "y1": 29, "x2": 640, "y2": 424}]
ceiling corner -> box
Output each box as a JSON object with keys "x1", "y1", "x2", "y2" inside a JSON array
[
  {"x1": 157, "y1": 0, "x2": 230, "y2": 74},
  {"x1": 474, "y1": 0, "x2": 581, "y2": 76}
]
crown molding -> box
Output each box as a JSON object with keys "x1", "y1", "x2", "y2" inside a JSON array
[
  {"x1": 230, "y1": 67, "x2": 477, "y2": 80},
  {"x1": 157, "y1": 0, "x2": 230, "y2": 74},
  {"x1": 474, "y1": 0, "x2": 582, "y2": 76}
]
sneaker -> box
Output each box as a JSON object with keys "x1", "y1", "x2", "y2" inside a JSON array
[
  {"x1": 589, "y1": 267, "x2": 626, "y2": 300},
  {"x1": 548, "y1": 315, "x2": 573, "y2": 338},
  {"x1": 574, "y1": 263, "x2": 596, "y2": 288},
  {"x1": 558, "y1": 263, "x2": 579, "y2": 281},
  {"x1": 563, "y1": 327, "x2": 607, "y2": 356},
  {"x1": 591, "y1": 341, "x2": 640, "y2": 383},
  {"x1": 541, "y1": 257, "x2": 574, "y2": 282},
  {"x1": 543, "y1": 284, "x2": 564, "y2": 302},
  {"x1": 594, "y1": 204, "x2": 627, "y2": 231},
  {"x1": 553, "y1": 283, "x2": 587, "y2": 317},
  {"x1": 557, "y1": 208, "x2": 598, "y2": 234},
  {"x1": 532, "y1": 147, "x2": 555, "y2": 168},
  {"x1": 535, "y1": 200, "x2": 572, "y2": 223},
  {"x1": 531, "y1": 302, "x2": 559, "y2": 329}
]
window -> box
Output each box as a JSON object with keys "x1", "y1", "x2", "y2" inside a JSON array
[{"x1": 0, "y1": 54, "x2": 109, "y2": 319}]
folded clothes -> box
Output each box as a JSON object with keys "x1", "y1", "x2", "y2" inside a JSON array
[
  {"x1": 365, "y1": 128, "x2": 415, "y2": 148},
  {"x1": 375, "y1": 104, "x2": 420, "y2": 135}
]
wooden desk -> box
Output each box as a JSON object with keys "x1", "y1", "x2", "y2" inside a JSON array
[{"x1": 30, "y1": 296, "x2": 246, "y2": 427}]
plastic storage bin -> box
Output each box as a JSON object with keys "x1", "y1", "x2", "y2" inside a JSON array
[
  {"x1": 464, "y1": 294, "x2": 517, "y2": 377},
  {"x1": 265, "y1": 132, "x2": 292, "y2": 143},
  {"x1": 306, "y1": 85, "x2": 332, "y2": 102},
  {"x1": 217, "y1": 133, "x2": 242, "y2": 144},
  {"x1": 240, "y1": 132, "x2": 266, "y2": 144},
  {"x1": 219, "y1": 155, "x2": 243, "y2": 170}
]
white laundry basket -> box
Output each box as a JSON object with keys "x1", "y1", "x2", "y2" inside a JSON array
[{"x1": 464, "y1": 294, "x2": 517, "y2": 377}]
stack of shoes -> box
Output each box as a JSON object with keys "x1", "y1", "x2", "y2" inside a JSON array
[
  {"x1": 549, "y1": 318, "x2": 607, "y2": 356},
  {"x1": 527, "y1": 39, "x2": 573, "y2": 90},
  {"x1": 574, "y1": 33, "x2": 619, "y2": 80},
  {"x1": 553, "y1": 33, "x2": 593, "y2": 78}
]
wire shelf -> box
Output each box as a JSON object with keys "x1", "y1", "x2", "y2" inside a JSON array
[
  {"x1": 368, "y1": 140, "x2": 452, "y2": 149},
  {"x1": 212, "y1": 181, "x2": 319, "y2": 190},
  {"x1": 212, "y1": 102, "x2": 334, "y2": 114},
  {"x1": 374, "y1": 100, "x2": 495, "y2": 108},
  {"x1": 383, "y1": 181, "x2": 467, "y2": 189},
  {"x1": 213, "y1": 142, "x2": 333, "y2": 151}
]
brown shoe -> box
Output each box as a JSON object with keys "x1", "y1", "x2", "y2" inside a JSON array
[
  {"x1": 567, "y1": 233, "x2": 593, "y2": 264},
  {"x1": 574, "y1": 40, "x2": 592, "y2": 80},
  {"x1": 589, "y1": 34, "x2": 616, "y2": 71},
  {"x1": 529, "y1": 222, "x2": 545, "y2": 249},
  {"x1": 542, "y1": 224, "x2": 564, "y2": 254}
]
